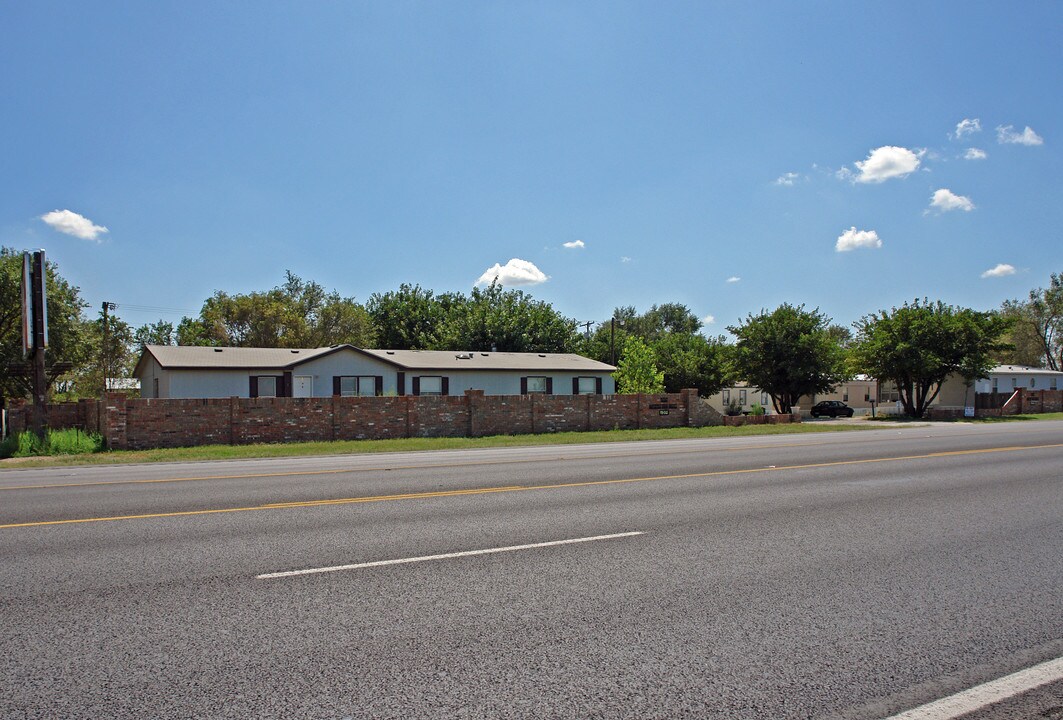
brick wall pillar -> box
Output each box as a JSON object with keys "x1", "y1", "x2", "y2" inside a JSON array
[
  {"x1": 465, "y1": 389, "x2": 485, "y2": 437},
  {"x1": 681, "y1": 388, "x2": 697, "y2": 426},
  {"x1": 102, "y1": 393, "x2": 129, "y2": 450}
]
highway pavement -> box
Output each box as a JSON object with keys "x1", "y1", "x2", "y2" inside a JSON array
[{"x1": 2, "y1": 422, "x2": 1062, "y2": 718}]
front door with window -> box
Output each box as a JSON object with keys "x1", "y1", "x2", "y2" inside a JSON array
[{"x1": 293, "y1": 376, "x2": 313, "y2": 398}]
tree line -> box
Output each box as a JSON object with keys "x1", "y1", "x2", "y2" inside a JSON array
[{"x1": 1, "y1": 247, "x2": 1060, "y2": 417}]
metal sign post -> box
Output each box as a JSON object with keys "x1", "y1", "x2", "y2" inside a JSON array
[{"x1": 22, "y1": 251, "x2": 49, "y2": 435}]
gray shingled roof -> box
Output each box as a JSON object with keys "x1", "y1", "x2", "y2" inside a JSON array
[
  {"x1": 359, "y1": 349, "x2": 615, "y2": 371},
  {"x1": 140, "y1": 345, "x2": 339, "y2": 370},
  {"x1": 138, "y1": 345, "x2": 615, "y2": 372}
]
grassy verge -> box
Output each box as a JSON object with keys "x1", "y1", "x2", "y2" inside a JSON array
[{"x1": 0, "y1": 422, "x2": 879, "y2": 468}]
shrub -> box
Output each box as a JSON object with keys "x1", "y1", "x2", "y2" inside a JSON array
[
  {"x1": 0, "y1": 429, "x2": 102, "y2": 458},
  {"x1": 750, "y1": 403, "x2": 766, "y2": 416}
]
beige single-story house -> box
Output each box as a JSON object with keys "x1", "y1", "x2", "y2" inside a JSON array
[
  {"x1": 133, "y1": 345, "x2": 617, "y2": 399},
  {"x1": 705, "y1": 383, "x2": 775, "y2": 415}
]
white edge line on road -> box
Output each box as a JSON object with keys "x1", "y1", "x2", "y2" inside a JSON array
[
  {"x1": 256, "y1": 531, "x2": 645, "y2": 580},
  {"x1": 883, "y1": 655, "x2": 1063, "y2": 720}
]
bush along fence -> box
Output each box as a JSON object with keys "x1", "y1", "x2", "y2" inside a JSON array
[{"x1": 3, "y1": 389, "x2": 780, "y2": 451}]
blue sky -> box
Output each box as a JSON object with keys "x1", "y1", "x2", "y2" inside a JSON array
[{"x1": 2, "y1": 1, "x2": 1060, "y2": 336}]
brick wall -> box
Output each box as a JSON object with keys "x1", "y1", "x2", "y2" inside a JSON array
[
  {"x1": 105, "y1": 390, "x2": 724, "y2": 450},
  {"x1": 6, "y1": 389, "x2": 751, "y2": 450}
]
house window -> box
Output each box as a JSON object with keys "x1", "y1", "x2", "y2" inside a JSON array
[
  {"x1": 335, "y1": 376, "x2": 382, "y2": 397},
  {"x1": 152, "y1": 378, "x2": 159, "y2": 398},
  {"x1": 524, "y1": 376, "x2": 548, "y2": 394},
  {"x1": 992, "y1": 378, "x2": 998, "y2": 392},
  {"x1": 762, "y1": 393, "x2": 769, "y2": 405},
  {"x1": 722, "y1": 389, "x2": 730, "y2": 403},
  {"x1": 739, "y1": 389, "x2": 747, "y2": 405},
  {"x1": 575, "y1": 377, "x2": 599, "y2": 395},
  {"x1": 418, "y1": 376, "x2": 444, "y2": 396},
  {"x1": 843, "y1": 391, "x2": 849, "y2": 402},
  {"x1": 1012, "y1": 377, "x2": 1018, "y2": 389},
  {"x1": 257, "y1": 376, "x2": 277, "y2": 397},
  {"x1": 1030, "y1": 377, "x2": 1036, "y2": 389},
  {"x1": 1053, "y1": 377, "x2": 1058, "y2": 390}
]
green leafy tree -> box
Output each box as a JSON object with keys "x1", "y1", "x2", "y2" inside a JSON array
[
  {"x1": 0, "y1": 248, "x2": 91, "y2": 404},
  {"x1": 178, "y1": 272, "x2": 374, "y2": 348},
  {"x1": 999, "y1": 274, "x2": 1058, "y2": 370},
  {"x1": 652, "y1": 332, "x2": 733, "y2": 395},
  {"x1": 134, "y1": 320, "x2": 177, "y2": 347},
  {"x1": 73, "y1": 309, "x2": 136, "y2": 396},
  {"x1": 366, "y1": 283, "x2": 451, "y2": 349},
  {"x1": 728, "y1": 303, "x2": 849, "y2": 414},
  {"x1": 994, "y1": 298, "x2": 1049, "y2": 367},
  {"x1": 614, "y1": 336, "x2": 665, "y2": 394},
  {"x1": 441, "y1": 280, "x2": 579, "y2": 352},
  {"x1": 851, "y1": 299, "x2": 1012, "y2": 418}
]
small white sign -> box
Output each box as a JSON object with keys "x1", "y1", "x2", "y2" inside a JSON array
[{"x1": 964, "y1": 406, "x2": 975, "y2": 417}]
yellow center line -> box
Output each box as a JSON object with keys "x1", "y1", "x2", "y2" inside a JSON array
[
  {"x1": 0, "y1": 438, "x2": 856, "y2": 492},
  {"x1": 2, "y1": 442, "x2": 1060, "y2": 530}
]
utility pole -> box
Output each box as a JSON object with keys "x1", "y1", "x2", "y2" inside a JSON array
[
  {"x1": 101, "y1": 302, "x2": 116, "y2": 396},
  {"x1": 576, "y1": 320, "x2": 593, "y2": 338}
]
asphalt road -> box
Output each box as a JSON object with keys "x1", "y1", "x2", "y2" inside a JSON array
[{"x1": 2, "y1": 422, "x2": 1062, "y2": 719}]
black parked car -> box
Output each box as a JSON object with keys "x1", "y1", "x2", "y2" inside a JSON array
[{"x1": 810, "y1": 400, "x2": 855, "y2": 418}]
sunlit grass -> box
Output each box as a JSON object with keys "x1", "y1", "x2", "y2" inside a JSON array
[{"x1": 1, "y1": 422, "x2": 878, "y2": 468}]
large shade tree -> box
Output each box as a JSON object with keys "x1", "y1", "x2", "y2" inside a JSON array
[
  {"x1": 180, "y1": 272, "x2": 374, "y2": 348},
  {"x1": 997, "y1": 273, "x2": 1063, "y2": 370},
  {"x1": 580, "y1": 303, "x2": 730, "y2": 395},
  {"x1": 851, "y1": 299, "x2": 1012, "y2": 418},
  {"x1": 728, "y1": 304, "x2": 849, "y2": 414}
]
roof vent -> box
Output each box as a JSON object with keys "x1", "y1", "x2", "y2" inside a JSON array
[
  {"x1": 386, "y1": 351, "x2": 395, "y2": 355},
  {"x1": 538, "y1": 354, "x2": 546, "y2": 357},
  {"x1": 456, "y1": 353, "x2": 473, "y2": 360},
  {"x1": 213, "y1": 348, "x2": 223, "y2": 352},
  {"x1": 290, "y1": 350, "x2": 299, "y2": 353},
  {"x1": 480, "y1": 353, "x2": 489, "y2": 357}
]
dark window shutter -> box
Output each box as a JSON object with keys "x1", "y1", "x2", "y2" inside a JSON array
[
  {"x1": 441, "y1": 377, "x2": 450, "y2": 396},
  {"x1": 595, "y1": 377, "x2": 603, "y2": 394},
  {"x1": 412, "y1": 376, "x2": 420, "y2": 396},
  {"x1": 249, "y1": 376, "x2": 259, "y2": 398},
  {"x1": 546, "y1": 377, "x2": 553, "y2": 395},
  {"x1": 520, "y1": 377, "x2": 528, "y2": 395},
  {"x1": 573, "y1": 378, "x2": 580, "y2": 394},
  {"x1": 397, "y1": 372, "x2": 405, "y2": 396},
  {"x1": 333, "y1": 376, "x2": 341, "y2": 396},
  {"x1": 375, "y1": 376, "x2": 383, "y2": 396},
  {"x1": 282, "y1": 372, "x2": 292, "y2": 397}
]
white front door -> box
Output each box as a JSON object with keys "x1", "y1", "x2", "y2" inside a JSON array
[{"x1": 293, "y1": 376, "x2": 313, "y2": 398}]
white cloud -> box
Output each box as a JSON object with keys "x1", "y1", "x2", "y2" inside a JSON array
[
  {"x1": 620, "y1": 256, "x2": 632, "y2": 263},
  {"x1": 774, "y1": 172, "x2": 800, "y2": 186},
  {"x1": 836, "y1": 227, "x2": 882, "y2": 252},
  {"x1": 475, "y1": 258, "x2": 548, "y2": 287},
  {"x1": 996, "y1": 125, "x2": 1044, "y2": 146},
  {"x1": 562, "y1": 240, "x2": 585, "y2": 249},
  {"x1": 851, "y1": 146, "x2": 923, "y2": 183},
  {"x1": 929, "y1": 188, "x2": 975, "y2": 213},
  {"x1": 954, "y1": 118, "x2": 981, "y2": 139},
  {"x1": 981, "y1": 263, "x2": 1016, "y2": 278},
  {"x1": 726, "y1": 276, "x2": 741, "y2": 283},
  {"x1": 702, "y1": 314, "x2": 716, "y2": 326},
  {"x1": 40, "y1": 209, "x2": 109, "y2": 241},
  {"x1": 964, "y1": 148, "x2": 987, "y2": 160}
]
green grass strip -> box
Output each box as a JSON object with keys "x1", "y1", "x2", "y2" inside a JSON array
[{"x1": 2, "y1": 422, "x2": 875, "y2": 468}]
